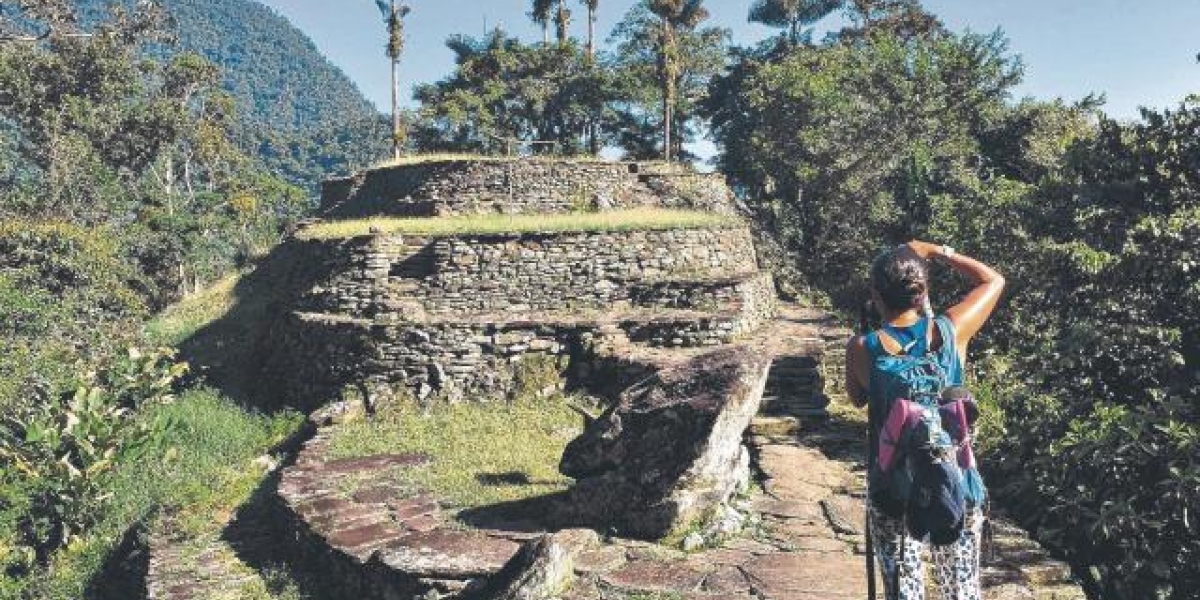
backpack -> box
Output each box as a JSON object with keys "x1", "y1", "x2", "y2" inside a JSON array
[{"x1": 867, "y1": 318, "x2": 974, "y2": 546}]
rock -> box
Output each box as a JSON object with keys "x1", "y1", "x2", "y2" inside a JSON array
[
  {"x1": 572, "y1": 546, "x2": 627, "y2": 575},
  {"x1": 600, "y1": 560, "x2": 709, "y2": 594},
  {"x1": 559, "y1": 346, "x2": 772, "y2": 539},
  {"x1": 682, "y1": 532, "x2": 706, "y2": 552},
  {"x1": 820, "y1": 495, "x2": 863, "y2": 536},
  {"x1": 372, "y1": 529, "x2": 521, "y2": 580},
  {"x1": 478, "y1": 529, "x2": 599, "y2": 600},
  {"x1": 706, "y1": 504, "x2": 747, "y2": 537},
  {"x1": 740, "y1": 551, "x2": 864, "y2": 598},
  {"x1": 252, "y1": 454, "x2": 280, "y2": 473},
  {"x1": 310, "y1": 400, "x2": 365, "y2": 426}
]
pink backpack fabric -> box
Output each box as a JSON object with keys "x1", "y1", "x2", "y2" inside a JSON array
[{"x1": 878, "y1": 398, "x2": 924, "y2": 472}]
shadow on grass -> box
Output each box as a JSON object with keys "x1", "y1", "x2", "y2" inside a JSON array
[
  {"x1": 454, "y1": 491, "x2": 582, "y2": 534},
  {"x1": 217, "y1": 424, "x2": 324, "y2": 600},
  {"x1": 84, "y1": 523, "x2": 150, "y2": 600},
  {"x1": 170, "y1": 239, "x2": 340, "y2": 410}
]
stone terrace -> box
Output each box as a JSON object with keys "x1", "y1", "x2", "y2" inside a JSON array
[{"x1": 320, "y1": 159, "x2": 739, "y2": 218}]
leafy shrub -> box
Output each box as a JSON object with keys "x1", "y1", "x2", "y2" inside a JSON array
[
  {"x1": 0, "y1": 348, "x2": 186, "y2": 564},
  {"x1": 0, "y1": 221, "x2": 150, "y2": 413}
]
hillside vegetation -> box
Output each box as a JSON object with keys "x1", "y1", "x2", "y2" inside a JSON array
[{"x1": 76, "y1": 0, "x2": 389, "y2": 188}]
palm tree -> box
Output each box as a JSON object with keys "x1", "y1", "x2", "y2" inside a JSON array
[
  {"x1": 553, "y1": 0, "x2": 572, "y2": 46},
  {"x1": 375, "y1": 0, "x2": 411, "y2": 160},
  {"x1": 648, "y1": 0, "x2": 708, "y2": 162},
  {"x1": 748, "y1": 0, "x2": 842, "y2": 45},
  {"x1": 580, "y1": 0, "x2": 600, "y2": 58},
  {"x1": 530, "y1": 0, "x2": 554, "y2": 45}
]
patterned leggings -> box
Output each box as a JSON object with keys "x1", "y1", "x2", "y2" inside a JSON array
[{"x1": 869, "y1": 505, "x2": 984, "y2": 600}]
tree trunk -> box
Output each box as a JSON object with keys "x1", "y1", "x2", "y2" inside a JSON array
[
  {"x1": 390, "y1": 0, "x2": 402, "y2": 161},
  {"x1": 661, "y1": 21, "x2": 673, "y2": 163},
  {"x1": 391, "y1": 56, "x2": 401, "y2": 161},
  {"x1": 586, "y1": 7, "x2": 595, "y2": 59},
  {"x1": 556, "y1": 0, "x2": 568, "y2": 45}
]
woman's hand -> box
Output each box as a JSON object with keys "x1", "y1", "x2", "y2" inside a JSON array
[{"x1": 903, "y1": 240, "x2": 942, "y2": 260}]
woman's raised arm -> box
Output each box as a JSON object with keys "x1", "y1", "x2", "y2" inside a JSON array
[{"x1": 906, "y1": 241, "x2": 1006, "y2": 349}]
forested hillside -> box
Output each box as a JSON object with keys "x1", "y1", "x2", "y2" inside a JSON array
[{"x1": 76, "y1": 0, "x2": 389, "y2": 187}]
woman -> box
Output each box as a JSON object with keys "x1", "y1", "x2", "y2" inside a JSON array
[{"x1": 845, "y1": 240, "x2": 1006, "y2": 600}]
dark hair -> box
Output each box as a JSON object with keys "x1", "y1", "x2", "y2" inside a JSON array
[{"x1": 870, "y1": 248, "x2": 929, "y2": 312}]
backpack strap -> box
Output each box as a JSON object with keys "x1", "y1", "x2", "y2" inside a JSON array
[{"x1": 873, "y1": 316, "x2": 935, "y2": 358}]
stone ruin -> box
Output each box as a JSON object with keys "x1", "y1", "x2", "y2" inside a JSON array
[
  {"x1": 259, "y1": 158, "x2": 828, "y2": 416},
  {"x1": 145, "y1": 158, "x2": 1084, "y2": 600}
]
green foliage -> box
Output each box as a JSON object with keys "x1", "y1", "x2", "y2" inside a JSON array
[
  {"x1": 75, "y1": 0, "x2": 389, "y2": 188},
  {"x1": 749, "y1": 0, "x2": 842, "y2": 45},
  {"x1": 976, "y1": 98, "x2": 1200, "y2": 600},
  {"x1": 706, "y1": 30, "x2": 1022, "y2": 305},
  {"x1": 0, "y1": 221, "x2": 149, "y2": 409},
  {"x1": 413, "y1": 3, "x2": 730, "y2": 161},
  {"x1": 413, "y1": 31, "x2": 618, "y2": 156},
  {"x1": 711, "y1": 16, "x2": 1198, "y2": 598},
  {"x1": 1, "y1": 2, "x2": 313, "y2": 304},
  {"x1": 2, "y1": 388, "x2": 303, "y2": 600},
  {"x1": 0, "y1": 348, "x2": 185, "y2": 565}
]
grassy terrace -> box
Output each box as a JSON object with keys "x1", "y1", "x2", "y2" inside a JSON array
[
  {"x1": 369, "y1": 153, "x2": 624, "y2": 168},
  {"x1": 297, "y1": 208, "x2": 738, "y2": 240},
  {"x1": 325, "y1": 398, "x2": 585, "y2": 509}
]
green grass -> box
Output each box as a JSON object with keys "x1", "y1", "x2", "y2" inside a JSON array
[
  {"x1": 324, "y1": 397, "x2": 586, "y2": 509},
  {"x1": 368, "y1": 153, "x2": 626, "y2": 170},
  {"x1": 145, "y1": 273, "x2": 243, "y2": 346},
  {"x1": 297, "y1": 208, "x2": 739, "y2": 240}
]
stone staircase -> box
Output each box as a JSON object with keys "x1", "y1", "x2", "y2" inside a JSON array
[{"x1": 762, "y1": 354, "x2": 829, "y2": 417}]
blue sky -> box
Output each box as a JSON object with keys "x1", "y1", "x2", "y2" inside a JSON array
[{"x1": 258, "y1": 0, "x2": 1199, "y2": 119}]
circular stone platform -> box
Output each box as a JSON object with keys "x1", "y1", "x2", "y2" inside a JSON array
[{"x1": 320, "y1": 159, "x2": 738, "y2": 218}]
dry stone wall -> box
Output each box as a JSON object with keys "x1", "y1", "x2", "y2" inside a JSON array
[
  {"x1": 320, "y1": 160, "x2": 738, "y2": 217},
  {"x1": 296, "y1": 226, "x2": 764, "y2": 318}
]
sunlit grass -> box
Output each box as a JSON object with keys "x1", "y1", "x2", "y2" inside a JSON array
[
  {"x1": 145, "y1": 273, "x2": 243, "y2": 346},
  {"x1": 297, "y1": 208, "x2": 738, "y2": 240},
  {"x1": 368, "y1": 153, "x2": 621, "y2": 169},
  {"x1": 324, "y1": 397, "x2": 587, "y2": 509}
]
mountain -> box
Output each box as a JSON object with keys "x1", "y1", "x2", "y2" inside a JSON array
[{"x1": 77, "y1": 0, "x2": 389, "y2": 188}]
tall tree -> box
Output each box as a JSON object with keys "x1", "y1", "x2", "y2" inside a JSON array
[
  {"x1": 609, "y1": 0, "x2": 728, "y2": 161},
  {"x1": 554, "y1": 0, "x2": 572, "y2": 46},
  {"x1": 748, "y1": 0, "x2": 842, "y2": 45},
  {"x1": 375, "y1": 0, "x2": 411, "y2": 160},
  {"x1": 838, "y1": 0, "x2": 942, "y2": 41},
  {"x1": 530, "y1": 0, "x2": 553, "y2": 45},
  {"x1": 581, "y1": 0, "x2": 599, "y2": 58},
  {"x1": 412, "y1": 30, "x2": 618, "y2": 155},
  {"x1": 647, "y1": 0, "x2": 710, "y2": 162}
]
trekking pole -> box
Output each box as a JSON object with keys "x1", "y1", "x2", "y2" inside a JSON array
[{"x1": 860, "y1": 300, "x2": 878, "y2": 600}]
